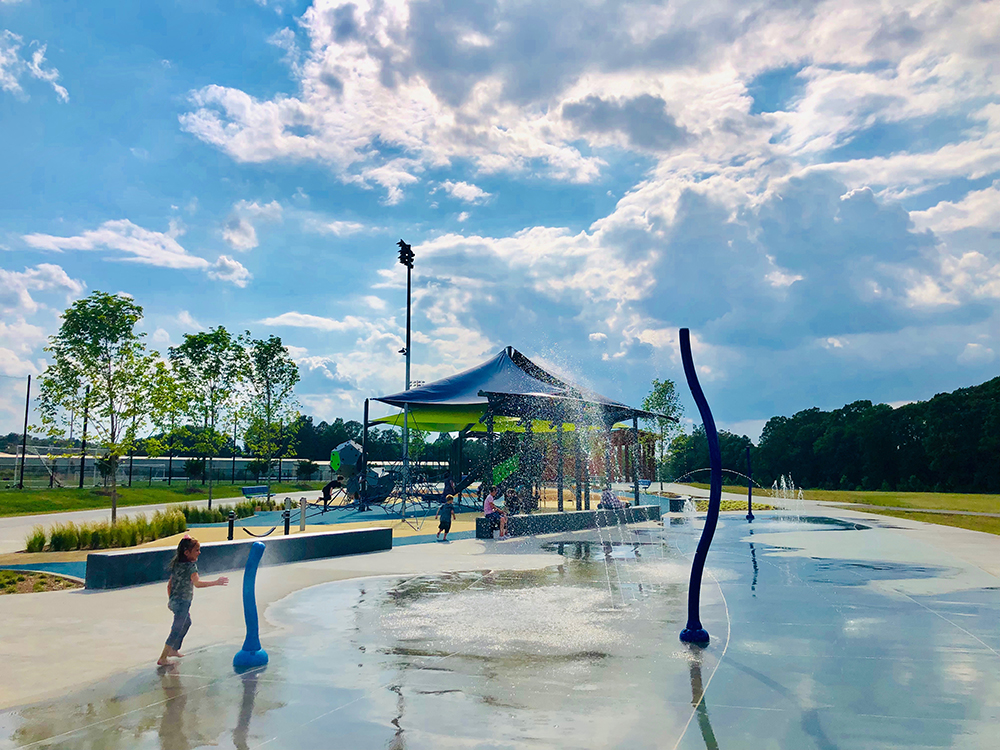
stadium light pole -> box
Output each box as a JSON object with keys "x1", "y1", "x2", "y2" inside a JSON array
[{"x1": 397, "y1": 240, "x2": 414, "y2": 496}]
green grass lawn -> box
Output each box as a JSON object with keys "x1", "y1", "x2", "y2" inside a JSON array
[
  {"x1": 684, "y1": 482, "x2": 1000, "y2": 536},
  {"x1": 0, "y1": 482, "x2": 326, "y2": 517},
  {"x1": 686, "y1": 482, "x2": 1000, "y2": 513}
]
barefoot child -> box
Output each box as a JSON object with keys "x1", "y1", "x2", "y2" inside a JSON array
[
  {"x1": 158, "y1": 536, "x2": 228, "y2": 666},
  {"x1": 436, "y1": 494, "x2": 456, "y2": 541}
]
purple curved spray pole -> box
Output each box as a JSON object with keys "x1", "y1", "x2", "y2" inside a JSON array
[{"x1": 679, "y1": 328, "x2": 722, "y2": 647}]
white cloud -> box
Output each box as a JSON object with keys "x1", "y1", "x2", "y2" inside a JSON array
[
  {"x1": 911, "y1": 181, "x2": 1000, "y2": 234},
  {"x1": 208, "y1": 255, "x2": 252, "y2": 287},
  {"x1": 0, "y1": 31, "x2": 68, "y2": 102},
  {"x1": 223, "y1": 200, "x2": 282, "y2": 251},
  {"x1": 314, "y1": 220, "x2": 366, "y2": 236},
  {"x1": 362, "y1": 295, "x2": 387, "y2": 311},
  {"x1": 258, "y1": 312, "x2": 370, "y2": 332},
  {"x1": 439, "y1": 180, "x2": 492, "y2": 203},
  {"x1": 957, "y1": 343, "x2": 995, "y2": 366},
  {"x1": 176, "y1": 310, "x2": 203, "y2": 331},
  {"x1": 24, "y1": 219, "x2": 209, "y2": 269},
  {"x1": 0, "y1": 347, "x2": 39, "y2": 377},
  {"x1": 457, "y1": 211, "x2": 470, "y2": 222},
  {"x1": 0, "y1": 263, "x2": 85, "y2": 315},
  {"x1": 151, "y1": 328, "x2": 171, "y2": 344},
  {"x1": 589, "y1": 332, "x2": 607, "y2": 342}
]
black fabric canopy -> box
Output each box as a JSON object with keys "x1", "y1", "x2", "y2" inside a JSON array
[{"x1": 373, "y1": 346, "x2": 673, "y2": 431}]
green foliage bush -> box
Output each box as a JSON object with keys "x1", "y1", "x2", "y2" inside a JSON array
[
  {"x1": 24, "y1": 510, "x2": 186, "y2": 552},
  {"x1": 25, "y1": 526, "x2": 46, "y2": 553},
  {"x1": 177, "y1": 498, "x2": 277, "y2": 524}
]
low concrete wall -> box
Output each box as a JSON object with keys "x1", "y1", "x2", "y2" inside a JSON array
[
  {"x1": 476, "y1": 504, "x2": 661, "y2": 539},
  {"x1": 85, "y1": 527, "x2": 392, "y2": 590}
]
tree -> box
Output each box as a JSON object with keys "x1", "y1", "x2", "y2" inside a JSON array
[
  {"x1": 36, "y1": 292, "x2": 157, "y2": 523},
  {"x1": 170, "y1": 327, "x2": 245, "y2": 507},
  {"x1": 242, "y1": 335, "x2": 300, "y2": 496},
  {"x1": 641, "y1": 378, "x2": 683, "y2": 480},
  {"x1": 144, "y1": 360, "x2": 192, "y2": 485}
]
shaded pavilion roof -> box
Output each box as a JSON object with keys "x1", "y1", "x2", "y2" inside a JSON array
[{"x1": 372, "y1": 347, "x2": 672, "y2": 433}]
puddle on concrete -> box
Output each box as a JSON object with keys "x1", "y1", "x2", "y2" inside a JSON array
[{"x1": 3, "y1": 517, "x2": 999, "y2": 749}]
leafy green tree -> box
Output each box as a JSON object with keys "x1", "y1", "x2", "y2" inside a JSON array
[
  {"x1": 242, "y1": 335, "x2": 300, "y2": 496},
  {"x1": 144, "y1": 360, "x2": 192, "y2": 484},
  {"x1": 296, "y1": 460, "x2": 319, "y2": 480},
  {"x1": 170, "y1": 327, "x2": 245, "y2": 506},
  {"x1": 641, "y1": 378, "x2": 683, "y2": 480},
  {"x1": 36, "y1": 292, "x2": 157, "y2": 522}
]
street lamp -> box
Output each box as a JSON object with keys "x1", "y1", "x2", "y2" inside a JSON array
[{"x1": 397, "y1": 240, "x2": 414, "y2": 495}]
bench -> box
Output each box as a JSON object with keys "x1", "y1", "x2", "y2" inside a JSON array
[{"x1": 241, "y1": 485, "x2": 271, "y2": 499}]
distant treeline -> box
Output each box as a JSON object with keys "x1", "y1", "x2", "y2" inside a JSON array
[{"x1": 668, "y1": 376, "x2": 1000, "y2": 493}]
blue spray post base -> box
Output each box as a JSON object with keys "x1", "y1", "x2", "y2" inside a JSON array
[
  {"x1": 233, "y1": 541, "x2": 269, "y2": 672},
  {"x1": 233, "y1": 648, "x2": 269, "y2": 671},
  {"x1": 680, "y1": 628, "x2": 711, "y2": 646}
]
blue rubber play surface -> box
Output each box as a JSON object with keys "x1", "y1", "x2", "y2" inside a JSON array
[{"x1": 4, "y1": 512, "x2": 999, "y2": 749}]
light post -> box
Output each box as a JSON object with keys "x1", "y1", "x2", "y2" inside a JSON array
[{"x1": 397, "y1": 240, "x2": 414, "y2": 496}]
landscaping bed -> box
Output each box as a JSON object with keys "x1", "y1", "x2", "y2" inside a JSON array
[{"x1": 0, "y1": 570, "x2": 82, "y2": 595}]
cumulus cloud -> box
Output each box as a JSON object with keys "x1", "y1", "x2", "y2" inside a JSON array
[
  {"x1": 0, "y1": 263, "x2": 85, "y2": 315},
  {"x1": 23, "y1": 220, "x2": 253, "y2": 287},
  {"x1": 208, "y1": 255, "x2": 252, "y2": 287},
  {"x1": 439, "y1": 180, "x2": 491, "y2": 203},
  {"x1": 258, "y1": 311, "x2": 371, "y2": 332},
  {"x1": 223, "y1": 200, "x2": 282, "y2": 251},
  {"x1": 161, "y1": 0, "x2": 1000, "y2": 424},
  {"x1": 0, "y1": 30, "x2": 68, "y2": 102}
]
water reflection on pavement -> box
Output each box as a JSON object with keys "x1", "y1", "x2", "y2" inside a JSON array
[{"x1": 3, "y1": 514, "x2": 999, "y2": 749}]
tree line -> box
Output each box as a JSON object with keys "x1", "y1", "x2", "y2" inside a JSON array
[{"x1": 667, "y1": 376, "x2": 1000, "y2": 493}]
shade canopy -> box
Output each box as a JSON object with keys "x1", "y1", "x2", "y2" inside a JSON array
[{"x1": 372, "y1": 346, "x2": 673, "y2": 432}]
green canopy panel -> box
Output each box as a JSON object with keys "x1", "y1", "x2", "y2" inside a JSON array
[{"x1": 371, "y1": 408, "x2": 619, "y2": 433}]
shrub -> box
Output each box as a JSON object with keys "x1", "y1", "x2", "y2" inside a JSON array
[
  {"x1": 296, "y1": 460, "x2": 319, "y2": 480},
  {"x1": 25, "y1": 526, "x2": 46, "y2": 553}
]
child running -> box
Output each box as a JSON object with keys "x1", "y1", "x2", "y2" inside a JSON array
[
  {"x1": 158, "y1": 536, "x2": 229, "y2": 666},
  {"x1": 436, "y1": 494, "x2": 456, "y2": 541}
]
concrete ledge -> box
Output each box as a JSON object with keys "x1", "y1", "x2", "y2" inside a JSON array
[
  {"x1": 84, "y1": 527, "x2": 392, "y2": 590},
  {"x1": 476, "y1": 504, "x2": 661, "y2": 539}
]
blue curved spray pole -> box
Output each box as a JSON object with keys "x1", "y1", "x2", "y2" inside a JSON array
[
  {"x1": 679, "y1": 328, "x2": 722, "y2": 646},
  {"x1": 233, "y1": 541, "x2": 269, "y2": 670}
]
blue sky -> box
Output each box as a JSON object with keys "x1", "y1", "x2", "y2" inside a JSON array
[{"x1": 2, "y1": 0, "x2": 999, "y2": 441}]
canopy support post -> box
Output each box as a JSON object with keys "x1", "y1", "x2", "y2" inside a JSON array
[
  {"x1": 486, "y1": 411, "x2": 494, "y2": 493},
  {"x1": 575, "y1": 427, "x2": 583, "y2": 511},
  {"x1": 632, "y1": 415, "x2": 640, "y2": 507},
  {"x1": 556, "y1": 422, "x2": 564, "y2": 512},
  {"x1": 361, "y1": 399, "x2": 369, "y2": 508}
]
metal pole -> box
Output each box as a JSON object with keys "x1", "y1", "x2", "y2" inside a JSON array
[
  {"x1": 575, "y1": 427, "x2": 583, "y2": 511},
  {"x1": 361, "y1": 399, "x2": 369, "y2": 503},
  {"x1": 232, "y1": 413, "x2": 238, "y2": 484},
  {"x1": 403, "y1": 260, "x2": 412, "y2": 498},
  {"x1": 18, "y1": 374, "x2": 30, "y2": 489},
  {"x1": 128, "y1": 451, "x2": 134, "y2": 488},
  {"x1": 556, "y1": 422, "x2": 564, "y2": 512},
  {"x1": 632, "y1": 415, "x2": 640, "y2": 507},
  {"x1": 604, "y1": 426, "x2": 613, "y2": 489},
  {"x1": 79, "y1": 385, "x2": 90, "y2": 489},
  {"x1": 486, "y1": 412, "x2": 494, "y2": 492},
  {"x1": 746, "y1": 445, "x2": 754, "y2": 522},
  {"x1": 679, "y1": 327, "x2": 722, "y2": 646}
]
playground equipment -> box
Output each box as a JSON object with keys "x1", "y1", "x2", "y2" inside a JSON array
[{"x1": 233, "y1": 541, "x2": 268, "y2": 671}]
